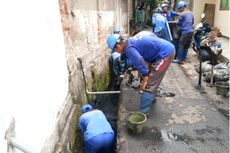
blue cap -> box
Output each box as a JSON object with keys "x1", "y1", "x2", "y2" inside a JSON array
[
  {"x1": 161, "y1": 3, "x2": 169, "y2": 8},
  {"x1": 176, "y1": 1, "x2": 186, "y2": 10},
  {"x1": 113, "y1": 28, "x2": 120, "y2": 34},
  {"x1": 107, "y1": 34, "x2": 121, "y2": 49},
  {"x1": 155, "y1": 7, "x2": 163, "y2": 13},
  {"x1": 81, "y1": 104, "x2": 93, "y2": 113}
]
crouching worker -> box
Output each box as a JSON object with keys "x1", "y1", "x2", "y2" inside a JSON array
[
  {"x1": 78, "y1": 104, "x2": 115, "y2": 153},
  {"x1": 107, "y1": 31, "x2": 175, "y2": 115}
]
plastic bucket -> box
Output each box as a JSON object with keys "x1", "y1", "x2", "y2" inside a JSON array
[
  {"x1": 127, "y1": 112, "x2": 147, "y2": 134},
  {"x1": 215, "y1": 81, "x2": 229, "y2": 96}
]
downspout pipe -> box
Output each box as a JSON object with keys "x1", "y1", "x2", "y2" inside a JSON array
[
  {"x1": 77, "y1": 58, "x2": 122, "y2": 95},
  {"x1": 10, "y1": 138, "x2": 38, "y2": 153},
  {"x1": 86, "y1": 90, "x2": 121, "y2": 95},
  {"x1": 77, "y1": 58, "x2": 90, "y2": 101}
]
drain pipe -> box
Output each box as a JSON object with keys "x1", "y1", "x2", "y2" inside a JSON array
[
  {"x1": 77, "y1": 58, "x2": 90, "y2": 101},
  {"x1": 10, "y1": 138, "x2": 38, "y2": 153},
  {"x1": 5, "y1": 119, "x2": 38, "y2": 153},
  {"x1": 86, "y1": 90, "x2": 121, "y2": 95},
  {"x1": 77, "y1": 58, "x2": 121, "y2": 95}
]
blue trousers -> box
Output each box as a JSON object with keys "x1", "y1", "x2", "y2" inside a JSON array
[
  {"x1": 175, "y1": 32, "x2": 193, "y2": 62},
  {"x1": 85, "y1": 133, "x2": 114, "y2": 153}
]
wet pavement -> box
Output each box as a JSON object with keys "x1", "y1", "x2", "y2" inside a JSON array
[{"x1": 116, "y1": 48, "x2": 229, "y2": 153}]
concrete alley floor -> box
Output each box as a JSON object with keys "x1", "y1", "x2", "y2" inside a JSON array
[{"x1": 116, "y1": 49, "x2": 229, "y2": 153}]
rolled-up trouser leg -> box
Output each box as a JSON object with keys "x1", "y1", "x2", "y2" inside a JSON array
[
  {"x1": 139, "y1": 91, "x2": 156, "y2": 114},
  {"x1": 139, "y1": 51, "x2": 175, "y2": 114},
  {"x1": 145, "y1": 50, "x2": 175, "y2": 93}
]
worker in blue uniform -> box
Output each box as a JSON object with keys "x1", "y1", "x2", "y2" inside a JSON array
[
  {"x1": 161, "y1": 3, "x2": 178, "y2": 21},
  {"x1": 108, "y1": 28, "x2": 130, "y2": 86},
  {"x1": 107, "y1": 31, "x2": 175, "y2": 115},
  {"x1": 152, "y1": 7, "x2": 172, "y2": 41},
  {"x1": 173, "y1": 1, "x2": 194, "y2": 64},
  {"x1": 78, "y1": 104, "x2": 115, "y2": 153}
]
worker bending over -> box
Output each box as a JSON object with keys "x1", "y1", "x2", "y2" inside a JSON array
[
  {"x1": 78, "y1": 104, "x2": 115, "y2": 153},
  {"x1": 107, "y1": 31, "x2": 175, "y2": 116}
]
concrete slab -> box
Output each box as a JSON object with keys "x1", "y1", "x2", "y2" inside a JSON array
[{"x1": 117, "y1": 50, "x2": 229, "y2": 153}]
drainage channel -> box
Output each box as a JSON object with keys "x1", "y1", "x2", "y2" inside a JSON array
[
  {"x1": 74, "y1": 92, "x2": 119, "y2": 153},
  {"x1": 75, "y1": 58, "x2": 120, "y2": 153}
]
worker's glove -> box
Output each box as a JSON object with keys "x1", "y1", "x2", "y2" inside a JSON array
[{"x1": 140, "y1": 76, "x2": 148, "y2": 91}]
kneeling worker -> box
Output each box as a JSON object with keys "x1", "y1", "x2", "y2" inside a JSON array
[
  {"x1": 78, "y1": 104, "x2": 115, "y2": 153},
  {"x1": 107, "y1": 31, "x2": 175, "y2": 115}
]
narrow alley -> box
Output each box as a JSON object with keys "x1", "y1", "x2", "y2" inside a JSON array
[
  {"x1": 117, "y1": 48, "x2": 229, "y2": 153},
  {"x1": 0, "y1": 0, "x2": 229, "y2": 153}
]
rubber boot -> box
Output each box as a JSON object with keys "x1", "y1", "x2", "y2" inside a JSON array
[
  {"x1": 173, "y1": 48, "x2": 184, "y2": 63},
  {"x1": 139, "y1": 91, "x2": 156, "y2": 115}
]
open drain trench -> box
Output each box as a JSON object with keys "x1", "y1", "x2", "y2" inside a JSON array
[
  {"x1": 74, "y1": 58, "x2": 120, "y2": 153},
  {"x1": 73, "y1": 89, "x2": 119, "y2": 153},
  {"x1": 74, "y1": 58, "x2": 178, "y2": 153}
]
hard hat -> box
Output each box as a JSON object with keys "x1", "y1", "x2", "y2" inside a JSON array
[
  {"x1": 161, "y1": 3, "x2": 169, "y2": 9},
  {"x1": 163, "y1": 0, "x2": 170, "y2": 4},
  {"x1": 107, "y1": 34, "x2": 121, "y2": 49},
  {"x1": 81, "y1": 104, "x2": 93, "y2": 113},
  {"x1": 113, "y1": 28, "x2": 120, "y2": 34},
  {"x1": 155, "y1": 7, "x2": 163, "y2": 13},
  {"x1": 176, "y1": 1, "x2": 186, "y2": 10}
]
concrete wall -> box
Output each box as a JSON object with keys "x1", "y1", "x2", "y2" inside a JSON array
[
  {"x1": 214, "y1": 0, "x2": 230, "y2": 37},
  {"x1": 0, "y1": 0, "x2": 69, "y2": 152},
  {"x1": 193, "y1": 0, "x2": 216, "y2": 26},
  {"x1": 57, "y1": 0, "x2": 132, "y2": 152},
  {"x1": 62, "y1": 0, "x2": 131, "y2": 102},
  {"x1": 0, "y1": 0, "x2": 131, "y2": 153},
  {"x1": 193, "y1": 0, "x2": 229, "y2": 37}
]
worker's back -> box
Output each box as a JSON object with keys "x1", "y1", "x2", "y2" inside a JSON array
[{"x1": 79, "y1": 109, "x2": 114, "y2": 141}]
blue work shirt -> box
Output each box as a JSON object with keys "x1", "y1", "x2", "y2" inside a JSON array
[
  {"x1": 152, "y1": 13, "x2": 167, "y2": 33},
  {"x1": 177, "y1": 10, "x2": 194, "y2": 35},
  {"x1": 124, "y1": 33, "x2": 175, "y2": 75},
  {"x1": 152, "y1": 13, "x2": 171, "y2": 41},
  {"x1": 166, "y1": 10, "x2": 178, "y2": 21},
  {"x1": 79, "y1": 110, "x2": 114, "y2": 141}
]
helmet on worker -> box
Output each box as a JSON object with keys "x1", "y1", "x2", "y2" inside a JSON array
[
  {"x1": 81, "y1": 104, "x2": 93, "y2": 113},
  {"x1": 113, "y1": 28, "x2": 120, "y2": 34},
  {"x1": 176, "y1": 1, "x2": 186, "y2": 10},
  {"x1": 107, "y1": 34, "x2": 121, "y2": 49},
  {"x1": 155, "y1": 7, "x2": 163, "y2": 13},
  {"x1": 161, "y1": 3, "x2": 169, "y2": 9}
]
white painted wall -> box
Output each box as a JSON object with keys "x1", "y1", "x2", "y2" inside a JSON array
[
  {"x1": 0, "y1": 0, "x2": 68, "y2": 152},
  {"x1": 193, "y1": 0, "x2": 229, "y2": 37},
  {"x1": 214, "y1": 0, "x2": 230, "y2": 37},
  {"x1": 193, "y1": 0, "x2": 216, "y2": 26}
]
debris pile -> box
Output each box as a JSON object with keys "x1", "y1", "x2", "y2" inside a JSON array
[{"x1": 195, "y1": 61, "x2": 230, "y2": 83}]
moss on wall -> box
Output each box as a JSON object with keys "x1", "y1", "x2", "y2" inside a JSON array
[
  {"x1": 91, "y1": 67, "x2": 110, "y2": 92},
  {"x1": 68, "y1": 104, "x2": 84, "y2": 153},
  {"x1": 68, "y1": 67, "x2": 111, "y2": 153}
]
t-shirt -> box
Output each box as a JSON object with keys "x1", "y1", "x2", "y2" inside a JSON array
[
  {"x1": 124, "y1": 32, "x2": 175, "y2": 75},
  {"x1": 177, "y1": 11, "x2": 194, "y2": 35},
  {"x1": 79, "y1": 110, "x2": 114, "y2": 141}
]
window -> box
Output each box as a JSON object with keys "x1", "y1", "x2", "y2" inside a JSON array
[{"x1": 220, "y1": 0, "x2": 229, "y2": 10}]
